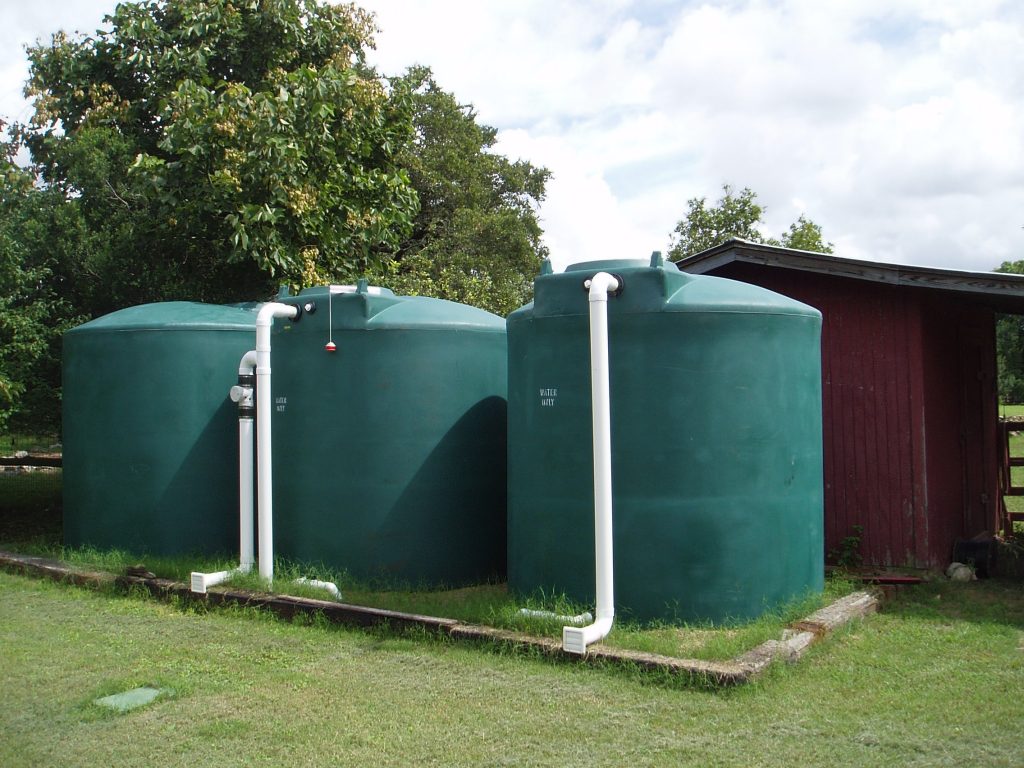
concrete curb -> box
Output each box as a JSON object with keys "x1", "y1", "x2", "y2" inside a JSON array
[{"x1": 0, "y1": 551, "x2": 878, "y2": 686}]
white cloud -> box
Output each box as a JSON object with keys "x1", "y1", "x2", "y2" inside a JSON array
[{"x1": 2, "y1": 0, "x2": 1023, "y2": 273}]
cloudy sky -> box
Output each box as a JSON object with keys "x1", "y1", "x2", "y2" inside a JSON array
[{"x1": 3, "y1": 0, "x2": 1023, "y2": 272}]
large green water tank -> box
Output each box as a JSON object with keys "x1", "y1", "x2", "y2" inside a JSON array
[
  {"x1": 269, "y1": 284, "x2": 507, "y2": 586},
  {"x1": 507, "y1": 254, "x2": 824, "y2": 624},
  {"x1": 62, "y1": 302, "x2": 257, "y2": 556}
]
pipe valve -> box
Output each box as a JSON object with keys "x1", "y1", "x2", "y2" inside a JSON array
[
  {"x1": 229, "y1": 382, "x2": 255, "y2": 420},
  {"x1": 229, "y1": 385, "x2": 253, "y2": 405}
]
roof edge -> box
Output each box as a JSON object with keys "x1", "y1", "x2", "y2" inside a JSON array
[{"x1": 674, "y1": 238, "x2": 1024, "y2": 301}]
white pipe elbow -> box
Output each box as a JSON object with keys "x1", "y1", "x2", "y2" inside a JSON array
[
  {"x1": 256, "y1": 302, "x2": 298, "y2": 358},
  {"x1": 295, "y1": 577, "x2": 342, "y2": 600},
  {"x1": 238, "y1": 349, "x2": 257, "y2": 375},
  {"x1": 585, "y1": 272, "x2": 620, "y2": 302},
  {"x1": 256, "y1": 301, "x2": 298, "y2": 328}
]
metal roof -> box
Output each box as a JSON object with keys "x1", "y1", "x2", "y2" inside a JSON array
[{"x1": 674, "y1": 238, "x2": 1024, "y2": 313}]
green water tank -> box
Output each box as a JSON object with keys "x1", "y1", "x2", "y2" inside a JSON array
[
  {"x1": 269, "y1": 284, "x2": 507, "y2": 586},
  {"x1": 62, "y1": 302, "x2": 258, "y2": 556},
  {"x1": 507, "y1": 254, "x2": 824, "y2": 623}
]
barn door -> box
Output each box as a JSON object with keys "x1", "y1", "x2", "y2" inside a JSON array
[{"x1": 958, "y1": 319, "x2": 999, "y2": 538}]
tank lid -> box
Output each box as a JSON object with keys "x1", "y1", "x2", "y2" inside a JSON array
[
  {"x1": 564, "y1": 259, "x2": 649, "y2": 272},
  {"x1": 278, "y1": 285, "x2": 505, "y2": 331},
  {"x1": 67, "y1": 302, "x2": 258, "y2": 333},
  {"x1": 369, "y1": 296, "x2": 506, "y2": 331},
  {"x1": 293, "y1": 284, "x2": 397, "y2": 298}
]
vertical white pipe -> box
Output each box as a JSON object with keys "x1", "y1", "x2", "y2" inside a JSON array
[
  {"x1": 191, "y1": 349, "x2": 258, "y2": 594},
  {"x1": 238, "y1": 417, "x2": 255, "y2": 571},
  {"x1": 563, "y1": 272, "x2": 619, "y2": 655},
  {"x1": 237, "y1": 350, "x2": 257, "y2": 573},
  {"x1": 256, "y1": 303, "x2": 299, "y2": 582}
]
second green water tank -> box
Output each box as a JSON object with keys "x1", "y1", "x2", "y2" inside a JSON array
[
  {"x1": 507, "y1": 254, "x2": 824, "y2": 623},
  {"x1": 269, "y1": 284, "x2": 507, "y2": 586}
]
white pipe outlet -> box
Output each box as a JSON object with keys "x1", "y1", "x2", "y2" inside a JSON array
[
  {"x1": 295, "y1": 577, "x2": 342, "y2": 599},
  {"x1": 255, "y1": 303, "x2": 299, "y2": 582},
  {"x1": 562, "y1": 272, "x2": 619, "y2": 655},
  {"x1": 190, "y1": 570, "x2": 234, "y2": 594}
]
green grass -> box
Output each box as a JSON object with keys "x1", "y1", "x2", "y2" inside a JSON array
[
  {"x1": 4, "y1": 538, "x2": 855, "y2": 662},
  {"x1": 0, "y1": 570, "x2": 1021, "y2": 767},
  {"x1": 0, "y1": 472, "x2": 858, "y2": 662}
]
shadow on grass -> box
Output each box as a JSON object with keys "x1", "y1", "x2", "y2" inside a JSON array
[
  {"x1": 0, "y1": 471, "x2": 63, "y2": 551},
  {"x1": 881, "y1": 578, "x2": 1024, "y2": 630}
]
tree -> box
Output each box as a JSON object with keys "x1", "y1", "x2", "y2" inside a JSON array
[
  {"x1": 780, "y1": 214, "x2": 833, "y2": 253},
  {"x1": 365, "y1": 67, "x2": 550, "y2": 316},
  {"x1": 0, "y1": 125, "x2": 80, "y2": 432},
  {"x1": 995, "y1": 260, "x2": 1024, "y2": 403},
  {"x1": 667, "y1": 184, "x2": 833, "y2": 261},
  {"x1": 22, "y1": 0, "x2": 418, "y2": 311}
]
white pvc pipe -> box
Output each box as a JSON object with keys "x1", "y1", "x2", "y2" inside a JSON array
[
  {"x1": 519, "y1": 608, "x2": 593, "y2": 625},
  {"x1": 238, "y1": 417, "x2": 255, "y2": 570},
  {"x1": 562, "y1": 272, "x2": 619, "y2": 655},
  {"x1": 191, "y1": 570, "x2": 234, "y2": 593},
  {"x1": 237, "y1": 350, "x2": 257, "y2": 573},
  {"x1": 295, "y1": 577, "x2": 342, "y2": 599},
  {"x1": 192, "y1": 313, "x2": 342, "y2": 598},
  {"x1": 191, "y1": 350, "x2": 259, "y2": 594},
  {"x1": 256, "y1": 303, "x2": 299, "y2": 582},
  {"x1": 252, "y1": 309, "x2": 341, "y2": 596}
]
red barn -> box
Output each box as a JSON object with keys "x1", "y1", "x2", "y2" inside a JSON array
[{"x1": 676, "y1": 239, "x2": 1024, "y2": 570}]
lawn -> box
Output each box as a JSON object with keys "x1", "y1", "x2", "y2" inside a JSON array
[
  {"x1": 0, "y1": 569, "x2": 1021, "y2": 767},
  {"x1": 1, "y1": 449, "x2": 1023, "y2": 765},
  {"x1": 999, "y1": 404, "x2": 1024, "y2": 419}
]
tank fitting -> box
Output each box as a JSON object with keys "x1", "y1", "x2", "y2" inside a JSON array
[{"x1": 229, "y1": 374, "x2": 255, "y2": 419}]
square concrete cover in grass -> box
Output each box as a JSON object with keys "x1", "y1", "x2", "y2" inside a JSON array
[{"x1": 93, "y1": 687, "x2": 164, "y2": 712}]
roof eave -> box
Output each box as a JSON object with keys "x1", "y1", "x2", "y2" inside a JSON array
[{"x1": 674, "y1": 239, "x2": 1024, "y2": 307}]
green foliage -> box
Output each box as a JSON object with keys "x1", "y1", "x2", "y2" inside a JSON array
[
  {"x1": 4, "y1": 3, "x2": 551, "y2": 433},
  {"x1": 828, "y1": 524, "x2": 864, "y2": 569},
  {"x1": 995, "y1": 260, "x2": 1024, "y2": 403},
  {"x1": 366, "y1": 67, "x2": 550, "y2": 316},
  {"x1": 18, "y1": 6, "x2": 548, "y2": 323},
  {"x1": 668, "y1": 184, "x2": 833, "y2": 261},
  {"x1": 22, "y1": 0, "x2": 419, "y2": 303},
  {"x1": 668, "y1": 184, "x2": 765, "y2": 257},
  {"x1": 0, "y1": 127, "x2": 82, "y2": 431},
  {"x1": 780, "y1": 213, "x2": 833, "y2": 252}
]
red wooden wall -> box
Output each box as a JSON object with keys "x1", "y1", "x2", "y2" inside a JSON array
[{"x1": 699, "y1": 262, "x2": 999, "y2": 568}]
